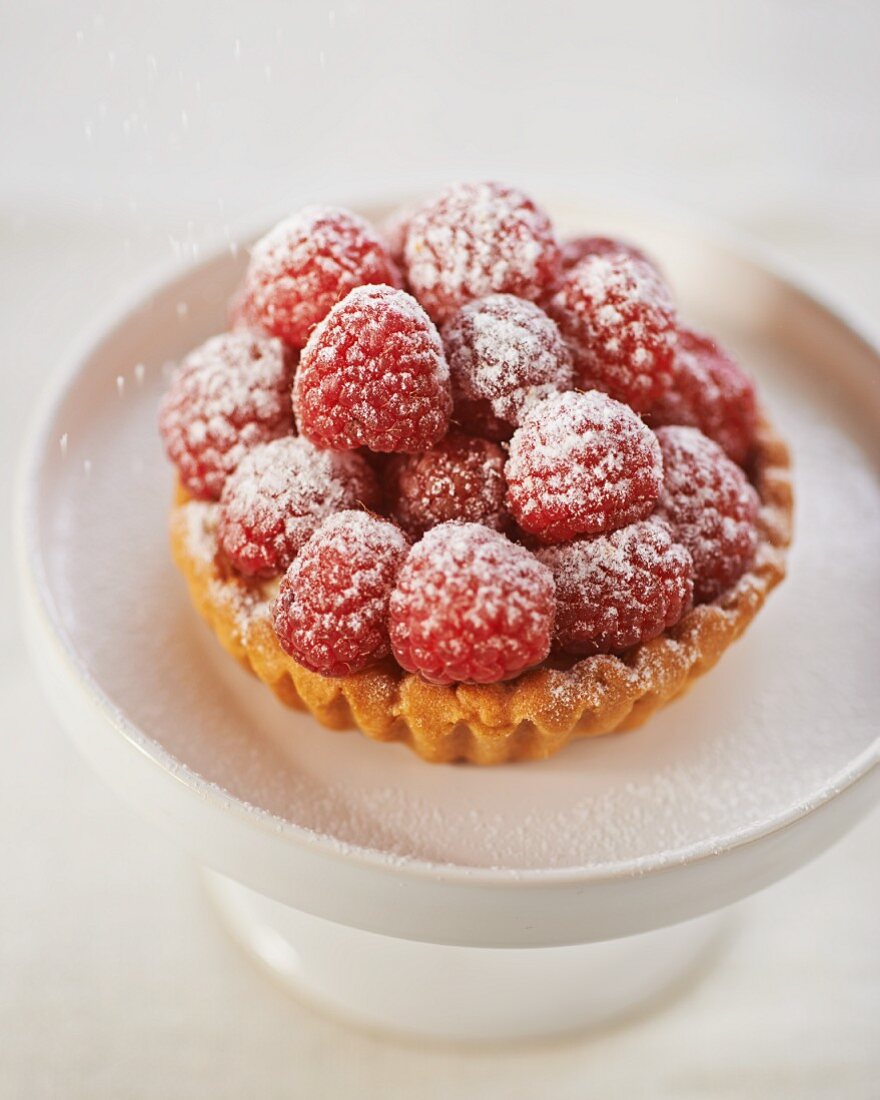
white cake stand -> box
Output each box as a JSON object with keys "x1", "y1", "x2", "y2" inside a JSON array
[{"x1": 15, "y1": 198, "x2": 880, "y2": 1042}]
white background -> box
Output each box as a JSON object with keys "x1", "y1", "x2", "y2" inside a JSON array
[{"x1": 2, "y1": 1, "x2": 878, "y2": 1096}]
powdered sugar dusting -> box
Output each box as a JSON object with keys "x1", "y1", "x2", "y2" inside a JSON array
[
  {"x1": 655, "y1": 425, "x2": 759, "y2": 602},
  {"x1": 294, "y1": 284, "x2": 452, "y2": 453},
  {"x1": 404, "y1": 181, "x2": 560, "y2": 324},
  {"x1": 538, "y1": 519, "x2": 694, "y2": 655},
  {"x1": 443, "y1": 293, "x2": 574, "y2": 431},
  {"x1": 159, "y1": 331, "x2": 293, "y2": 500},
  {"x1": 650, "y1": 326, "x2": 758, "y2": 465},
  {"x1": 245, "y1": 205, "x2": 400, "y2": 348},
  {"x1": 389, "y1": 522, "x2": 555, "y2": 684},
  {"x1": 386, "y1": 433, "x2": 508, "y2": 536},
  {"x1": 549, "y1": 250, "x2": 677, "y2": 411},
  {"x1": 217, "y1": 436, "x2": 379, "y2": 577},
  {"x1": 273, "y1": 510, "x2": 409, "y2": 676},
  {"x1": 506, "y1": 390, "x2": 664, "y2": 542}
]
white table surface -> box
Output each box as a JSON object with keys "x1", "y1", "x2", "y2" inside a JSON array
[{"x1": 2, "y1": 3, "x2": 879, "y2": 1095}]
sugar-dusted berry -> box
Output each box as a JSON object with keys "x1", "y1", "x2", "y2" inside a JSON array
[
  {"x1": 217, "y1": 436, "x2": 379, "y2": 578},
  {"x1": 404, "y1": 181, "x2": 561, "y2": 324},
  {"x1": 385, "y1": 433, "x2": 508, "y2": 537},
  {"x1": 389, "y1": 523, "x2": 555, "y2": 685},
  {"x1": 294, "y1": 284, "x2": 452, "y2": 453},
  {"x1": 442, "y1": 293, "x2": 574, "y2": 440},
  {"x1": 159, "y1": 332, "x2": 294, "y2": 501},
  {"x1": 244, "y1": 206, "x2": 400, "y2": 349},
  {"x1": 538, "y1": 519, "x2": 693, "y2": 655},
  {"x1": 654, "y1": 426, "x2": 759, "y2": 602},
  {"x1": 548, "y1": 250, "x2": 677, "y2": 411},
  {"x1": 505, "y1": 390, "x2": 663, "y2": 543},
  {"x1": 272, "y1": 511, "x2": 409, "y2": 676},
  {"x1": 649, "y1": 327, "x2": 758, "y2": 466}
]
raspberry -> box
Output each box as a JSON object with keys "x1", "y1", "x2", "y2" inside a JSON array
[
  {"x1": 244, "y1": 206, "x2": 400, "y2": 349},
  {"x1": 538, "y1": 520, "x2": 693, "y2": 656},
  {"x1": 382, "y1": 206, "x2": 413, "y2": 275},
  {"x1": 272, "y1": 511, "x2": 409, "y2": 676},
  {"x1": 548, "y1": 250, "x2": 677, "y2": 411},
  {"x1": 217, "y1": 437, "x2": 379, "y2": 578},
  {"x1": 560, "y1": 235, "x2": 655, "y2": 272},
  {"x1": 389, "y1": 523, "x2": 555, "y2": 685},
  {"x1": 505, "y1": 390, "x2": 663, "y2": 543},
  {"x1": 442, "y1": 294, "x2": 574, "y2": 441},
  {"x1": 159, "y1": 332, "x2": 294, "y2": 501},
  {"x1": 404, "y1": 181, "x2": 561, "y2": 324},
  {"x1": 385, "y1": 433, "x2": 508, "y2": 537},
  {"x1": 649, "y1": 327, "x2": 758, "y2": 466},
  {"x1": 227, "y1": 283, "x2": 269, "y2": 336},
  {"x1": 654, "y1": 426, "x2": 759, "y2": 603},
  {"x1": 294, "y1": 284, "x2": 452, "y2": 453}
]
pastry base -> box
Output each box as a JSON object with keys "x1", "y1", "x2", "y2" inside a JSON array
[{"x1": 170, "y1": 416, "x2": 793, "y2": 765}]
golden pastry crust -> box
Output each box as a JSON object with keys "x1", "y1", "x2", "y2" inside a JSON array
[{"x1": 170, "y1": 415, "x2": 793, "y2": 765}]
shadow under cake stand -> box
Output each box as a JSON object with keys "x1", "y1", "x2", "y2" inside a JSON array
[{"x1": 16, "y1": 198, "x2": 880, "y2": 1042}]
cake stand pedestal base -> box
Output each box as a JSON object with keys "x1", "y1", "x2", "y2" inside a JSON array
[{"x1": 202, "y1": 868, "x2": 731, "y2": 1043}]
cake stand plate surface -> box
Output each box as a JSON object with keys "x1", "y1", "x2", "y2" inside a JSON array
[{"x1": 16, "y1": 200, "x2": 880, "y2": 965}]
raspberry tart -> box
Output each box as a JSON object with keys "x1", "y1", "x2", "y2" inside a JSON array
[{"x1": 163, "y1": 182, "x2": 792, "y2": 764}]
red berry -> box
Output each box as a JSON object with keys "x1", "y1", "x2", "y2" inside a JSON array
[
  {"x1": 382, "y1": 206, "x2": 413, "y2": 275},
  {"x1": 159, "y1": 332, "x2": 294, "y2": 501},
  {"x1": 538, "y1": 520, "x2": 693, "y2": 656},
  {"x1": 505, "y1": 390, "x2": 663, "y2": 543},
  {"x1": 217, "y1": 437, "x2": 379, "y2": 578},
  {"x1": 649, "y1": 327, "x2": 758, "y2": 466},
  {"x1": 294, "y1": 284, "x2": 452, "y2": 453},
  {"x1": 404, "y1": 181, "x2": 561, "y2": 324},
  {"x1": 560, "y1": 235, "x2": 656, "y2": 272},
  {"x1": 244, "y1": 206, "x2": 400, "y2": 349},
  {"x1": 272, "y1": 511, "x2": 409, "y2": 676},
  {"x1": 548, "y1": 250, "x2": 677, "y2": 411},
  {"x1": 385, "y1": 433, "x2": 508, "y2": 537},
  {"x1": 654, "y1": 426, "x2": 759, "y2": 602},
  {"x1": 227, "y1": 283, "x2": 269, "y2": 336},
  {"x1": 389, "y1": 523, "x2": 555, "y2": 685},
  {"x1": 442, "y1": 294, "x2": 574, "y2": 441}
]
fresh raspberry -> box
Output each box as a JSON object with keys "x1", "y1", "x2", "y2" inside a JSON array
[
  {"x1": 227, "y1": 283, "x2": 269, "y2": 336},
  {"x1": 403, "y1": 181, "x2": 561, "y2": 325},
  {"x1": 649, "y1": 327, "x2": 758, "y2": 466},
  {"x1": 538, "y1": 520, "x2": 693, "y2": 656},
  {"x1": 560, "y1": 235, "x2": 656, "y2": 272},
  {"x1": 385, "y1": 433, "x2": 508, "y2": 537},
  {"x1": 389, "y1": 523, "x2": 555, "y2": 685},
  {"x1": 244, "y1": 206, "x2": 401, "y2": 349},
  {"x1": 442, "y1": 294, "x2": 574, "y2": 441},
  {"x1": 159, "y1": 332, "x2": 294, "y2": 501},
  {"x1": 272, "y1": 511, "x2": 409, "y2": 676},
  {"x1": 294, "y1": 284, "x2": 452, "y2": 453},
  {"x1": 217, "y1": 437, "x2": 379, "y2": 578},
  {"x1": 548, "y1": 250, "x2": 677, "y2": 411},
  {"x1": 382, "y1": 206, "x2": 413, "y2": 275},
  {"x1": 654, "y1": 426, "x2": 759, "y2": 602},
  {"x1": 505, "y1": 390, "x2": 663, "y2": 543}
]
